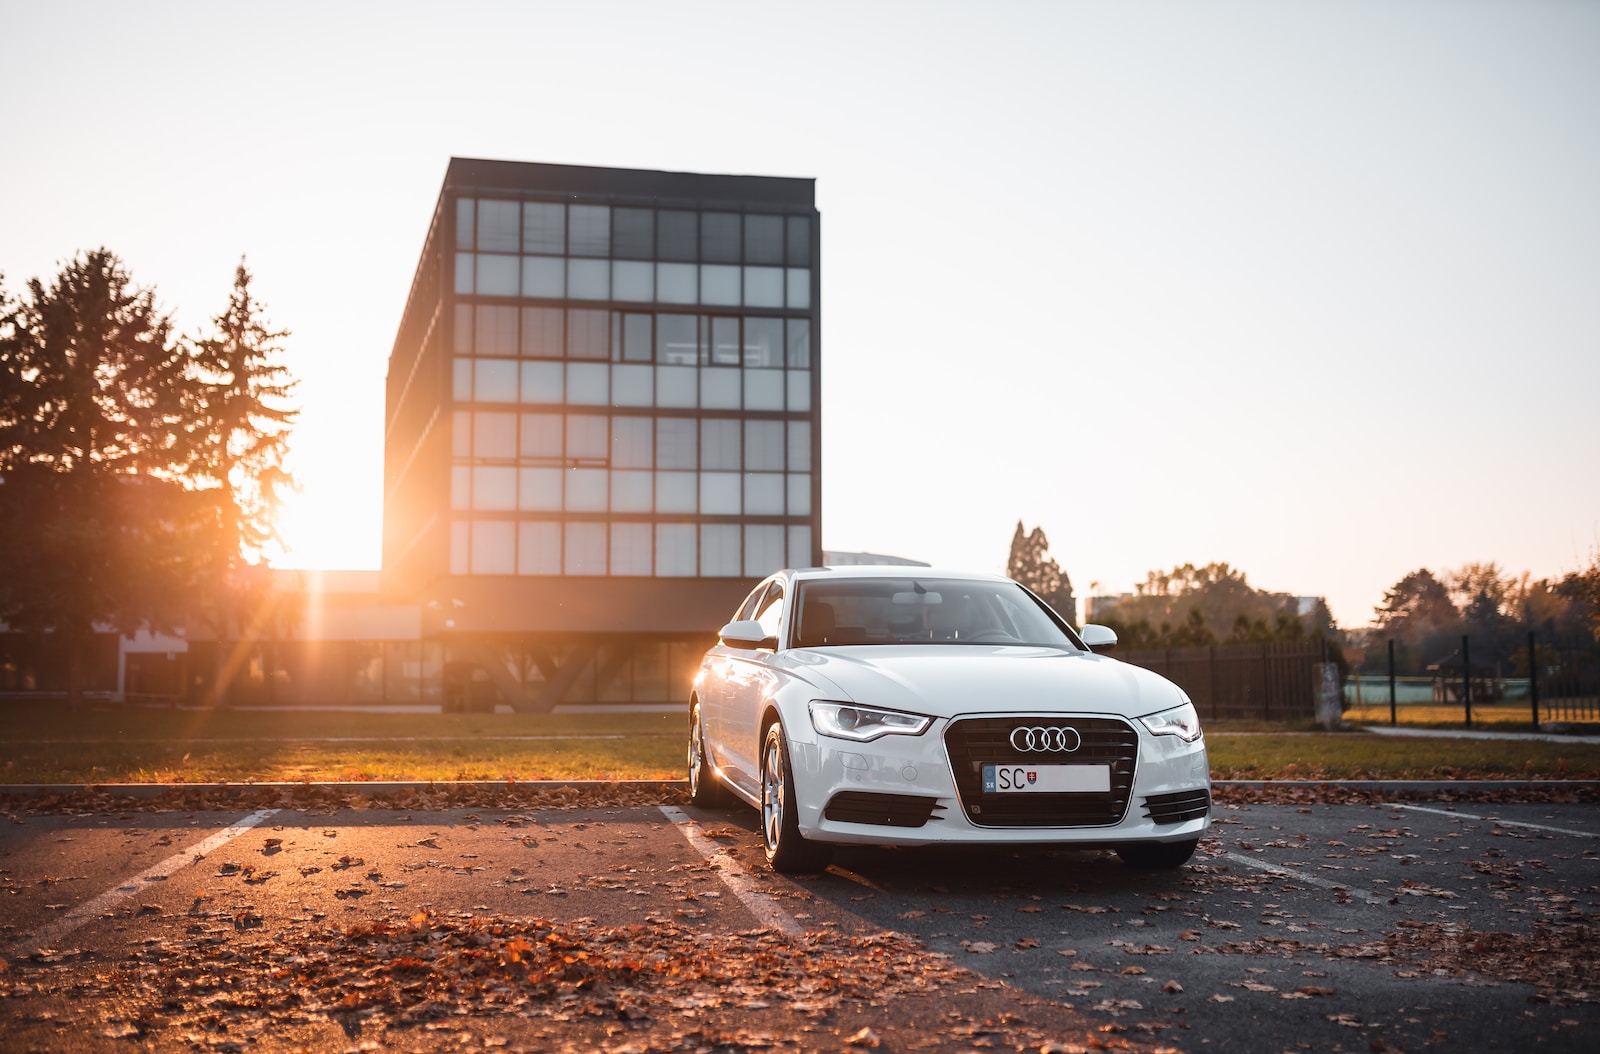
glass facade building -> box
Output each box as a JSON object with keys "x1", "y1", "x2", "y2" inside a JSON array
[{"x1": 383, "y1": 159, "x2": 821, "y2": 708}]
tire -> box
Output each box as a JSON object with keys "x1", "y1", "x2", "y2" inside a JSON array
[
  {"x1": 1116, "y1": 838, "x2": 1199, "y2": 869},
  {"x1": 687, "y1": 698, "x2": 728, "y2": 808},
  {"x1": 760, "y1": 719, "x2": 833, "y2": 874}
]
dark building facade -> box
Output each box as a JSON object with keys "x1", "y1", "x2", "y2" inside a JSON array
[{"x1": 383, "y1": 159, "x2": 821, "y2": 709}]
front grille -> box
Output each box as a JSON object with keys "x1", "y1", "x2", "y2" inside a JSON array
[
  {"x1": 1143, "y1": 788, "x2": 1211, "y2": 825},
  {"x1": 824, "y1": 791, "x2": 943, "y2": 828},
  {"x1": 944, "y1": 716, "x2": 1138, "y2": 827}
]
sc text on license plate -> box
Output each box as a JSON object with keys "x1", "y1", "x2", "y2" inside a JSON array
[{"x1": 983, "y1": 764, "x2": 1111, "y2": 794}]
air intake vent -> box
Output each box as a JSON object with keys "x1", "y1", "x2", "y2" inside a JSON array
[
  {"x1": 1142, "y1": 788, "x2": 1211, "y2": 825},
  {"x1": 824, "y1": 791, "x2": 943, "y2": 828}
]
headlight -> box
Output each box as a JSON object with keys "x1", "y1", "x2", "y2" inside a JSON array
[
  {"x1": 809, "y1": 701, "x2": 932, "y2": 742},
  {"x1": 1139, "y1": 701, "x2": 1202, "y2": 742}
]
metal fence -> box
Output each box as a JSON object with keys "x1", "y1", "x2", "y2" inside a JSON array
[
  {"x1": 1116, "y1": 639, "x2": 1331, "y2": 722},
  {"x1": 1344, "y1": 635, "x2": 1600, "y2": 727}
]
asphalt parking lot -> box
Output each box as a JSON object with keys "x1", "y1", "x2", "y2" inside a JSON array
[{"x1": 1, "y1": 795, "x2": 1596, "y2": 1052}]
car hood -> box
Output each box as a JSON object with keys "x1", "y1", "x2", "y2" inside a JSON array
[{"x1": 779, "y1": 645, "x2": 1188, "y2": 720}]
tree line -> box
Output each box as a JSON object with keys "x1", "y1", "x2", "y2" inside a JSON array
[
  {"x1": 0, "y1": 249, "x2": 295, "y2": 704},
  {"x1": 1004, "y1": 520, "x2": 1600, "y2": 679}
]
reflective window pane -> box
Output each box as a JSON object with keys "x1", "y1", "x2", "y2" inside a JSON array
[
  {"x1": 611, "y1": 364, "x2": 653, "y2": 406},
  {"x1": 744, "y1": 317, "x2": 782, "y2": 367},
  {"x1": 472, "y1": 521, "x2": 515, "y2": 575},
  {"x1": 451, "y1": 465, "x2": 471, "y2": 510},
  {"x1": 658, "y1": 210, "x2": 697, "y2": 261},
  {"x1": 744, "y1": 215, "x2": 784, "y2": 264},
  {"x1": 787, "y1": 369, "x2": 811, "y2": 412},
  {"x1": 452, "y1": 410, "x2": 472, "y2": 456},
  {"x1": 477, "y1": 200, "x2": 520, "y2": 253},
  {"x1": 476, "y1": 305, "x2": 518, "y2": 357},
  {"x1": 744, "y1": 420, "x2": 783, "y2": 470},
  {"x1": 745, "y1": 524, "x2": 785, "y2": 577},
  {"x1": 455, "y1": 198, "x2": 475, "y2": 250},
  {"x1": 787, "y1": 472, "x2": 812, "y2": 516},
  {"x1": 655, "y1": 365, "x2": 697, "y2": 407},
  {"x1": 454, "y1": 303, "x2": 473, "y2": 353},
  {"x1": 564, "y1": 522, "x2": 607, "y2": 575},
  {"x1": 744, "y1": 472, "x2": 785, "y2": 515},
  {"x1": 787, "y1": 420, "x2": 811, "y2": 471},
  {"x1": 701, "y1": 523, "x2": 742, "y2": 576},
  {"x1": 786, "y1": 268, "x2": 812, "y2": 309},
  {"x1": 518, "y1": 521, "x2": 561, "y2": 574},
  {"x1": 523, "y1": 202, "x2": 565, "y2": 254},
  {"x1": 656, "y1": 262, "x2": 697, "y2": 304},
  {"x1": 473, "y1": 466, "x2": 517, "y2": 510},
  {"x1": 612, "y1": 417, "x2": 652, "y2": 468},
  {"x1": 567, "y1": 258, "x2": 609, "y2": 299},
  {"x1": 788, "y1": 524, "x2": 814, "y2": 568},
  {"x1": 619, "y1": 313, "x2": 652, "y2": 362},
  {"x1": 520, "y1": 361, "x2": 564, "y2": 403},
  {"x1": 656, "y1": 524, "x2": 697, "y2": 576},
  {"x1": 520, "y1": 413, "x2": 562, "y2": 459},
  {"x1": 785, "y1": 319, "x2": 811, "y2": 367},
  {"x1": 451, "y1": 520, "x2": 469, "y2": 574},
  {"x1": 568, "y1": 309, "x2": 610, "y2": 360},
  {"x1": 700, "y1": 213, "x2": 740, "y2": 263},
  {"x1": 700, "y1": 472, "x2": 741, "y2": 514},
  {"x1": 656, "y1": 418, "x2": 697, "y2": 469},
  {"x1": 453, "y1": 357, "x2": 472, "y2": 400},
  {"x1": 785, "y1": 216, "x2": 811, "y2": 266},
  {"x1": 611, "y1": 523, "x2": 652, "y2": 575},
  {"x1": 700, "y1": 419, "x2": 740, "y2": 470},
  {"x1": 656, "y1": 313, "x2": 700, "y2": 364},
  {"x1": 566, "y1": 414, "x2": 609, "y2": 459},
  {"x1": 610, "y1": 471, "x2": 653, "y2": 513},
  {"x1": 454, "y1": 253, "x2": 474, "y2": 294},
  {"x1": 476, "y1": 254, "x2": 519, "y2": 297},
  {"x1": 521, "y1": 307, "x2": 563, "y2": 357},
  {"x1": 700, "y1": 264, "x2": 740, "y2": 306},
  {"x1": 522, "y1": 255, "x2": 564, "y2": 298},
  {"x1": 568, "y1": 205, "x2": 610, "y2": 257},
  {"x1": 744, "y1": 266, "x2": 783, "y2": 308},
  {"x1": 567, "y1": 362, "x2": 609, "y2": 404},
  {"x1": 612, "y1": 260, "x2": 653, "y2": 302},
  {"x1": 566, "y1": 469, "x2": 608, "y2": 512},
  {"x1": 655, "y1": 471, "x2": 697, "y2": 513},
  {"x1": 744, "y1": 370, "x2": 784, "y2": 410},
  {"x1": 519, "y1": 468, "x2": 562, "y2": 510},
  {"x1": 474, "y1": 411, "x2": 517, "y2": 458},
  {"x1": 701, "y1": 369, "x2": 740, "y2": 409},
  {"x1": 710, "y1": 317, "x2": 740, "y2": 365},
  {"x1": 613, "y1": 207, "x2": 655, "y2": 259},
  {"x1": 474, "y1": 359, "x2": 517, "y2": 402}
]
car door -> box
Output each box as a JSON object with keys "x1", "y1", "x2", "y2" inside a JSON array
[
  {"x1": 702, "y1": 580, "x2": 769, "y2": 783},
  {"x1": 719, "y1": 579, "x2": 785, "y2": 797}
]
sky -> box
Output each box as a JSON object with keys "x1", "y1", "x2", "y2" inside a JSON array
[{"x1": 2, "y1": 0, "x2": 1597, "y2": 629}]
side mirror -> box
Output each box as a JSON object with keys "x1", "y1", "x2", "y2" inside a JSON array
[
  {"x1": 1079, "y1": 624, "x2": 1118, "y2": 653},
  {"x1": 718, "y1": 619, "x2": 778, "y2": 650}
]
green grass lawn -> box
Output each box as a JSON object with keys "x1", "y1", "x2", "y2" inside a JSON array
[{"x1": 1, "y1": 702, "x2": 1596, "y2": 784}]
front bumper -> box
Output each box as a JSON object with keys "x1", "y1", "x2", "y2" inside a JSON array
[{"x1": 789, "y1": 711, "x2": 1211, "y2": 848}]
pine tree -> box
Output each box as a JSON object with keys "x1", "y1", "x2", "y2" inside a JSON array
[{"x1": 1006, "y1": 521, "x2": 1077, "y2": 626}]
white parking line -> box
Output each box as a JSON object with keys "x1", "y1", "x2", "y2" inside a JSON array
[
  {"x1": 3, "y1": 809, "x2": 279, "y2": 958},
  {"x1": 1218, "y1": 851, "x2": 1390, "y2": 906},
  {"x1": 659, "y1": 806, "x2": 804, "y2": 938},
  {"x1": 1391, "y1": 804, "x2": 1600, "y2": 839}
]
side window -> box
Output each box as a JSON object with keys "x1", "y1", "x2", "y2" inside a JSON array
[
  {"x1": 734, "y1": 580, "x2": 771, "y2": 622},
  {"x1": 753, "y1": 583, "x2": 785, "y2": 641}
]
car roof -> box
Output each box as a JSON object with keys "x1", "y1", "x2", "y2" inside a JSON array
[{"x1": 786, "y1": 566, "x2": 1014, "y2": 585}]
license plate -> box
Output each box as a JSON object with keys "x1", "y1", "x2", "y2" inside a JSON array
[{"x1": 983, "y1": 764, "x2": 1110, "y2": 794}]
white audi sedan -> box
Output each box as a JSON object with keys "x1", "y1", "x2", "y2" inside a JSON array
[{"x1": 688, "y1": 567, "x2": 1212, "y2": 873}]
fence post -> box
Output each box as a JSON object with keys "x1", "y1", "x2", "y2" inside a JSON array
[
  {"x1": 1387, "y1": 639, "x2": 1397, "y2": 726},
  {"x1": 1461, "y1": 635, "x2": 1473, "y2": 728},
  {"x1": 1528, "y1": 631, "x2": 1539, "y2": 728}
]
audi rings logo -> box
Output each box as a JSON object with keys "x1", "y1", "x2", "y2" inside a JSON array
[{"x1": 1009, "y1": 725, "x2": 1082, "y2": 753}]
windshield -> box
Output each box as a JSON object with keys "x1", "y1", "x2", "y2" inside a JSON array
[{"x1": 792, "y1": 578, "x2": 1082, "y2": 649}]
